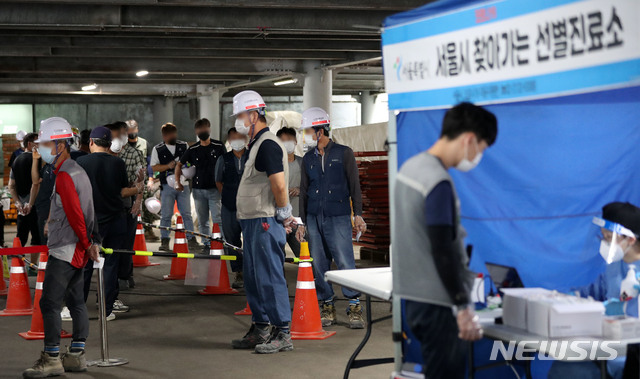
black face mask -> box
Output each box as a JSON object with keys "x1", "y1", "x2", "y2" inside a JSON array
[
  {"x1": 167, "y1": 138, "x2": 177, "y2": 145},
  {"x1": 128, "y1": 133, "x2": 137, "y2": 140},
  {"x1": 197, "y1": 132, "x2": 210, "y2": 141}
]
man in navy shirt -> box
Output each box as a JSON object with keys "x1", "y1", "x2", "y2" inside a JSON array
[{"x1": 176, "y1": 118, "x2": 225, "y2": 252}]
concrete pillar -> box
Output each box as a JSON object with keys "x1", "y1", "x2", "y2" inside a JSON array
[
  {"x1": 197, "y1": 85, "x2": 224, "y2": 141},
  {"x1": 152, "y1": 97, "x2": 173, "y2": 146},
  {"x1": 360, "y1": 90, "x2": 375, "y2": 125},
  {"x1": 302, "y1": 60, "x2": 332, "y2": 115}
]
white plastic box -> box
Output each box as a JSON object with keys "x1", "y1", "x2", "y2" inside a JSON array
[
  {"x1": 603, "y1": 316, "x2": 640, "y2": 340},
  {"x1": 526, "y1": 296, "x2": 604, "y2": 338},
  {"x1": 501, "y1": 288, "x2": 551, "y2": 330}
]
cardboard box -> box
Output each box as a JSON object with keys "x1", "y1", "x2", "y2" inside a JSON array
[
  {"x1": 527, "y1": 296, "x2": 604, "y2": 338},
  {"x1": 603, "y1": 316, "x2": 640, "y2": 340},
  {"x1": 501, "y1": 288, "x2": 551, "y2": 330}
]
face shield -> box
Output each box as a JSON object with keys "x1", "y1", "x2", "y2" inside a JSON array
[{"x1": 591, "y1": 216, "x2": 638, "y2": 264}]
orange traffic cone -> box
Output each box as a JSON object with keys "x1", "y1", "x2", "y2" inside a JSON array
[
  {"x1": 19, "y1": 251, "x2": 72, "y2": 340},
  {"x1": 199, "y1": 224, "x2": 238, "y2": 295},
  {"x1": 163, "y1": 215, "x2": 188, "y2": 280},
  {"x1": 132, "y1": 215, "x2": 159, "y2": 267},
  {"x1": 234, "y1": 302, "x2": 252, "y2": 316},
  {"x1": 0, "y1": 255, "x2": 7, "y2": 296},
  {"x1": 0, "y1": 238, "x2": 34, "y2": 316},
  {"x1": 291, "y1": 242, "x2": 336, "y2": 340}
]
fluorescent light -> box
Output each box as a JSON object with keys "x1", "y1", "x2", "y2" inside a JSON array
[
  {"x1": 273, "y1": 78, "x2": 298, "y2": 86},
  {"x1": 82, "y1": 83, "x2": 98, "y2": 91},
  {"x1": 136, "y1": 70, "x2": 149, "y2": 77}
]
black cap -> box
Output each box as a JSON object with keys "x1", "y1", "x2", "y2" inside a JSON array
[
  {"x1": 602, "y1": 202, "x2": 640, "y2": 236},
  {"x1": 89, "y1": 126, "x2": 112, "y2": 142}
]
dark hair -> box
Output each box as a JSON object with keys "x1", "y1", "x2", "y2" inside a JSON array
[
  {"x1": 258, "y1": 115, "x2": 267, "y2": 124},
  {"x1": 80, "y1": 129, "x2": 91, "y2": 146},
  {"x1": 113, "y1": 121, "x2": 127, "y2": 130},
  {"x1": 227, "y1": 127, "x2": 240, "y2": 137},
  {"x1": 276, "y1": 127, "x2": 297, "y2": 139},
  {"x1": 441, "y1": 102, "x2": 497, "y2": 146},
  {"x1": 105, "y1": 123, "x2": 119, "y2": 132},
  {"x1": 161, "y1": 123, "x2": 177, "y2": 135},
  {"x1": 91, "y1": 138, "x2": 111, "y2": 148},
  {"x1": 24, "y1": 132, "x2": 38, "y2": 146},
  {"x1": 603, "y1": 202, "x2": 640, "y2": 237},
  {"x1": 195, "y1": 118, "x2": 211, "y2": 129}
]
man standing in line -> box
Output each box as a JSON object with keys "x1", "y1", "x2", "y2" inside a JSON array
[
  {"x1": 276, "y1": 127, "x2": 302, "y2": 257},
  {"x1": 23, "y1": 117, "x2": 101, "y2": 378},
  {"x1": 230, "y1": 90, "x2": 296, "y2": 354},
  {"x1": 393, "y1": 102, "x2": 497, "y2": 378},
  {"x1": 215, "y1": 127, "x2": 247, "y2": 288},
  {"x1": 150, "y1": 123, "x2": 199, "y2": 252},
  {"x1": 175, "y1": 118, "x2": 225, "y2": 252},
  {"x1": 77, "y1": 126, "x2": 143, "y2": 320},
  {"x1": 296, "y1": 107, "x2": 367, "y2": 329},
  {"x1": 126, "y1": 119, "x2": 148, "y2": 158}
]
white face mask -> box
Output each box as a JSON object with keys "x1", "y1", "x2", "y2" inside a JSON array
[
  {"x1": 235, "y1": 118, "x2": 250, "y2": 136},
  {"x1": 600, "y1": 240, "x2": 625, "y2": 263},
  {"x1": 456, "y1": 138, "x2": 483, "y2": 172},
  {"x1": 110, "y1": 138, "x2": 123, "y2": 154},
  {"x1": 119, "y1": 134, "x2": 127, "y2": 144},
  {"x1": 229, "y1": 139, "x2": 245, "y2": 152},
  {"x1": 304, "y1": 133, "x2": 317, "y2": 148},
  {"x1": 283, "y1": 141, "x2": 296, "y2": 154}
]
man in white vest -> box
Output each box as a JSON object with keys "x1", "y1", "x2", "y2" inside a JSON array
[
  {"x1": 230, "y1": 90, "x2": 296, "y2": 354},
  {"x1": 393, "y1": 102, "x2": 497, "y2": 378}
]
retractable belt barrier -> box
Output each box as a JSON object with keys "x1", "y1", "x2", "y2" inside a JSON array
[
  {"x1": 138, "y1": 220, "x2": 243, "y2": 252},
  {"x1": 101, "y1": 247, "x2": 312, "y2": 264}
]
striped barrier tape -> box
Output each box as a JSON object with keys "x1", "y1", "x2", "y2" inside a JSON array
[{"x1": 101, "y1": 247, "x2": 237, "y2": 260}]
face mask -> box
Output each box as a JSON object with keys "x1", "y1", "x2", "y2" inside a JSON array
[
  {"x1": 110, "y1": 138, "x2": 123, "y2": 153},
  {"x1": 128, "y1": 133, "x2": 137, "y2": 140},
  {"x1": 229, "y1": 139, "x2": 245, "y2": 152},
  {"x1": 197, "y1": 131, "x2": 210, "y2": 141},
  {"x1": 167, "y1": 138, "x2": 177, "y2": 145},
  {"x1": 600, "y1": 240, "x2": 626, "y2": 263},
  {"x1": 235, "y1": 118, "x2": 250, "y2": 136},
  {"x1": 456, "y1": 138, "x2": 483, "y2": 172},
  {"x1": 283, "y1": 141, "x2": 296, "y2": 154},
  {"x1": 40, "y1": 146, "x2": 57, "y2": 164},
  {"x1": 304, "y1": 133, "x2": 317, "y2": 148},
  {"x1": 119, "y1": 135, "x2": 127, "y2": 144}
]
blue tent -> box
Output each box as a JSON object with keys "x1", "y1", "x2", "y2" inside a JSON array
[{"x1": 383, "y1": 0, "x2": 640, "y2": 377}]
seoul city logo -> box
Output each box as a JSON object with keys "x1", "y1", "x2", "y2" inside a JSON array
[{"x1": 393, "y1": 56, "x2": 402, "y2": 81}]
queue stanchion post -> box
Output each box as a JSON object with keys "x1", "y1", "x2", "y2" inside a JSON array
[{"x1": 87, "y1": 257, "x2": 128, "y2": 368}]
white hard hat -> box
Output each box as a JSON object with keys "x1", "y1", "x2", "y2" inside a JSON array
[
  {"x1": 182, "y1": 165, "x2": 196, "y2": 179},
  {"x1": 232, "y1": 90, "x2": 266, "y2": 117},
  {"x1": 144, "y1": 198, "x2": 161, "y2": 214},
  {"x1": 301, "y1": 107, "x2": 330, "y2": 130},
  {"x1": 16, "y1": 130, "x2": 27, "y2": 141},
  {"x1": 36, "y1": 117, "x2": 73, "y2": 143},
  {"x1": 166, "y1": 174, "x2": 188, "y2": 189}
]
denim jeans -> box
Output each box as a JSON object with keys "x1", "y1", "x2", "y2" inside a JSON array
[
  {"x1": 41, "y1": 256, "x2": 89, "y2": 347},
  {"x1": 83, "y1": 214, "x2": 127, "y2": 316},
  {"x1": 220, "y1": 205, "x2": 243, "y2": 273},
  {"x1": 192, "y1": 188, "x2": 222, "y2": 242},
  {"x1": 239, "y1": 217, "x2": 290, "y2": 327},
  {"x1": 307, "y1": 213, "x2": 360, "y2": 301},
  {"x1": 160, "y1": 185, "x2": 195, "y2": 240}
]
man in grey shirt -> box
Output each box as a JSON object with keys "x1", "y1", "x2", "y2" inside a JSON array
[{"x1": 277, "y1": 127, "x2": 302, "y2": 257}]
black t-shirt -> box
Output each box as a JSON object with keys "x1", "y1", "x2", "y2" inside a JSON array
[
  {"x1": 11, "y1": 151, "x2": 33, "y2": 198},
  {"x1": 70, "y1": 150, "x2": 88, "y2": 160},
  {"x1": 250, "y1": 129, "x2": 284, "y2": 176},
  {"x1": 77, "y1": 152, "x2": 128, "y2": 224},
  {"x1": 34, "y1": 158, "x2": 55, "y2": 215},
  {"x1": 179, "y1": 140, "x2": 225, "y2": 189}
]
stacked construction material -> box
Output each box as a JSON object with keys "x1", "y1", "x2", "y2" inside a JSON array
[{"x1": 353, "y1": 151, "x2": 389, "y2": 262}]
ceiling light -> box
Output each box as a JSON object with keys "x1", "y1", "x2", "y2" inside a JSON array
[
  {"x1": 81, "y1": 83, "x2": 98, "y2": 91},
  {"x1": 136, "y1": 70, "x2": 149, "y2": 77},
  {"x1": 273, "y1": 78, "x2": 298, "y2": 86}
]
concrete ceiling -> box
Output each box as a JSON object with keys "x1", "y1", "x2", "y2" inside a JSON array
[{"x1": 0, "y1": 1, "x2": 429, "y2": 99}]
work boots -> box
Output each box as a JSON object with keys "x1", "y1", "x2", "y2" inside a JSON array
[
  {"x1": 231, "y1": 324, "x2": 270, "y2": 349},
  {"x1": 348, "y1": 303, "x2": 365, "y2": 329},
  {"x1": 159, "y1": 238, "x2": 171, "y2": 252},
  {"x1": 254, "y1": 330, "x2": 294, "y2": 354},
  {"x1": 62, "y1": 349, "x2": 87, "y2": 373},
  {"x1": 23, "y1": 352, "x2": 64, "y2": 378},
  {"x1": 320, "y1": 302, "x2": 337, "y2": 327},
  {"x1": 187, "y1": 238, "x2": 201, "y2": 252},
  {"x1": 232, "y1": 272, "x2": 244, "y2": 289}
]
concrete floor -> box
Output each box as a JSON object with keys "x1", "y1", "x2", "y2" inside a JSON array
[{"x1": 0, "y1": 225, "x2": 394, "y2": 379}]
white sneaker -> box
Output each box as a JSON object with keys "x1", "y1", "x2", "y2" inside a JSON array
[
  {"x1": 106, "y1": 313, "x2": 116, "y2": 321},
  {"x1": 112, "y1": 299, "x2": 130, "y2": 313},
  {"x1": 60, "y1": 306, "x2": 72, "y2": 321}
]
